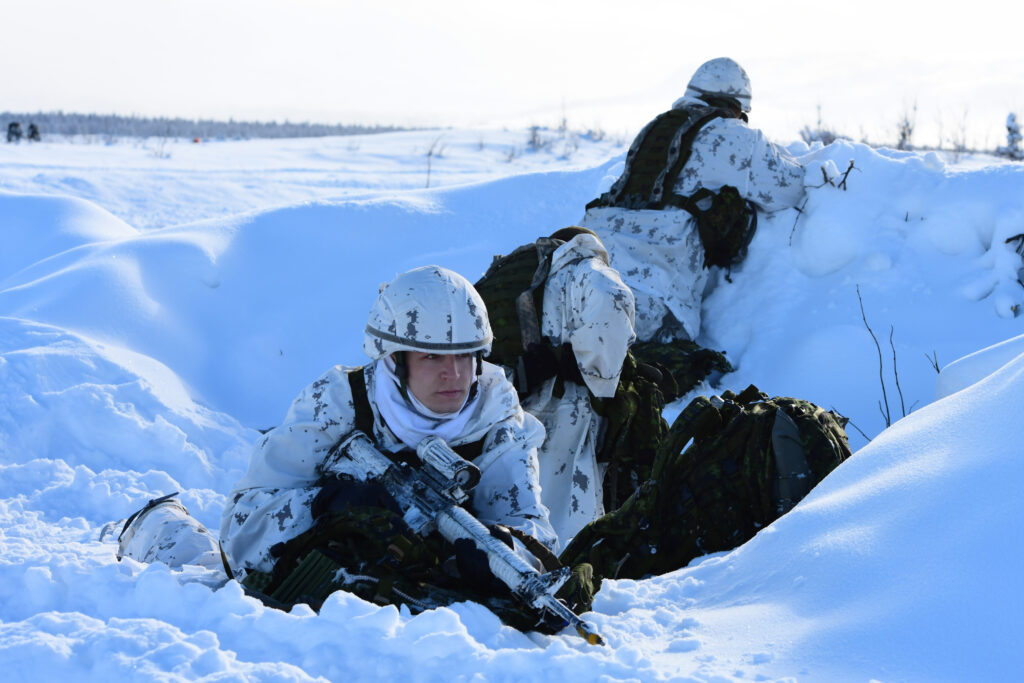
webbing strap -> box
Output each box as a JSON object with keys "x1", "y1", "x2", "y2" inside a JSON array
[
  {"x1": 771, "y1": 409, "x2": 813, "y2": 514},
  {"x1": 658, "y1": 110, "x2": 731, "y2": 209},
  {"x1": 219, "y1": 541, "x2": 236, "y2": 581},
  {"x1": 515, "y1": 240, "x2": 559, "y2": 350},
  {"x1": 117, "y1": 491, "x2": 181, "y2": 544},
  {"x1": 347, "y1": 366, "x2": 375, "y2": 438}
]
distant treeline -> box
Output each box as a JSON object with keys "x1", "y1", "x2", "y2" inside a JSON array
[{"x1": 1, "y1": 111, "x2": 410, "y2": 140}]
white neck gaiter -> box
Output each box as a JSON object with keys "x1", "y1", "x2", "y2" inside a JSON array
[{"x1": 373, "y1": 357, "x2": 478, "y2": 451}]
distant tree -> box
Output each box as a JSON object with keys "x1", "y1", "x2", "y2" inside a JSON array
[
  {"x1": 949, "y1": 109, "x2": 970, "y2": 163},
  {"x1": 0, "y1": 110, "x2": 412, "y2": 141},
  {"x1": 527, "y1": 125, "x2": 546, "y2": 152},
  {"x1": 996, "y1": 113, "x2": 1023, "y2": 161},
  {"x1": 799, "y1": 105, "x2": 845, "y2": 146},
  {"x1": 424, "y1": 135, "x2": 445, "y2": 188},
  {"x1": 896, "y1": 102, "x2": 917, "y2": 151}
]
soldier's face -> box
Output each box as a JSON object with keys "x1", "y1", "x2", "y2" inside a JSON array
[{"x1": 404, "y1": 352, "x2": 474, "y2": 414}]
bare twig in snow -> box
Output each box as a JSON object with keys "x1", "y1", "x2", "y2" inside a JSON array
[
  {"x1": 857, "y1": 285, "x2": 891, "y2": 427},
  {"x1": 789, "y1": 198, "x2": 809, "y2": 246},
  {"x1": 889, "y1": 325, "x2": 907, "y2": 417},
  {"x1": 837, "y1": 160, "x2": 857, "y2": 190},
  {"x1": 845, "y1": 417, "x2": 871, "y2": 443}
]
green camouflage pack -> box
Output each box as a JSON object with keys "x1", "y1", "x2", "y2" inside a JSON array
[
  {"x1": 591, "y1": 351, "x2": 670, "y2": 511},
  {"x1": 686, "y1": 185, "x2": 758, "y2": 271},
  {"x1": 628, "y1": 338, "x2": 733, "y2": 402},
  {"x1": 560, "y1": 384, "x2": 852, "y2": 587},
  {"x1": 585, "y1": 104, "x2": 757, "y2": 273}
]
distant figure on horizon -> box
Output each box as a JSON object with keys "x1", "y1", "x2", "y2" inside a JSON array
[
  {"x1": 27, "y1": 123, "x2": 41, "y2": 142},
  {"x1": 7, "y1": 121, "x2": 23, "y2": 143},
  {"x1": 580, "y1": 57, "x2": 807, "y2": 345}
]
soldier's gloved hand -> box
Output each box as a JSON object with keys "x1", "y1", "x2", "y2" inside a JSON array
[
  {"x1": 311, "y1": 476, "x2": 401, "y2": 521},
  {"x1": 454, "y1": 525, "x2": 515, "y2": 594},
  {"x1": 557, "y1": 342, "x2": 584, "y2": 385},
  {"x1": 522, "y1": 342, "x2": 560, "y2": 391}
]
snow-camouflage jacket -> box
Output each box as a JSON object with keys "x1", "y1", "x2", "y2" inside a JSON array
[
  {"x1": 580, "y1": 96, "x2": 805, "y2": 341},
  {"x1": 220, "y1": 361, "x2": 557, "y2": 573},
  {"x1": 669, "y1": 95, "x2": 804, "y2": 209},
  {"x1": 522, "y1": 233, "x2": 636, "y2": 546}
]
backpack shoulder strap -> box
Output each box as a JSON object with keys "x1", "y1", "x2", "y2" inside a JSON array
[
  {"x1": 588, "y1": 105, "x2": 735, "y2": 211},
  {"x1": 347, "y1": 365, "x2": 375, "y2": 438},
  {"x1": 658, "y1": 108, "x2": 733, "y2": 209},
  {"x1": 515, "y1": 238, "x2": 561, "y2": 350},
  {"x1": 770, "y1": 407, "x2": 813, "y2": 514}
]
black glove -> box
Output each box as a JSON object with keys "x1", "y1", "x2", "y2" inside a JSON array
[
  {"x1": 453, "y1": 524, "x2": 515, "y2": 594},
  {"x1": 311, "y1": 476, "x2": 401, "y2": 520},
  {"x1": 522, "y1": 341, "x2": 584, "y2": 393},
  {"x1": 522, "y1": 342, "x2": 560, "y2": 392},
  {"x1": 556, "y1": 342, "x2": 584, "y2": 386}
]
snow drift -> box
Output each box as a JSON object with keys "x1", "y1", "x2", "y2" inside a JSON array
[{"x1": 1, "y1": 131, "x2": 1023, "y2": 681}]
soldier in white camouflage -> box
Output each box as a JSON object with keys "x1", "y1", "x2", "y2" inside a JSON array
[
  {"x1": 474, "y1": 227, "x2": 639, "y2": 547},
  {"x1": 581, "y1": 57, "x2": 806, "y2": 344},
  {"x1": 117, "y1": 266, "x2": 577, "y2": 627}
]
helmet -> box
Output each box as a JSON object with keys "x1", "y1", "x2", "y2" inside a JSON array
[
  {"x1": 363, "y1": 265, "x2": 493, "y2": 360},
  {"x1": 548, "y1": 225, "x2": 599, "y2": 243},
  {"x1": 686, "y1": 57, "x2": 752, "y2": 113}
]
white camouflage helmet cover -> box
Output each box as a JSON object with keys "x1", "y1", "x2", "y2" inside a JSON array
[
  {"x1": 686, "y1": 57, "x2": 752, "y2": 112},
  {"x1": 363, "y1": 265, "x2": 493, "y2": 359}
]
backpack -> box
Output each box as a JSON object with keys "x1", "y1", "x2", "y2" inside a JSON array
[
  {"x1": 559, "y1": 384, "x2": 852, "y2": 583},
  {"x1": 658, "y1": 384, "x2": 852, "y2": 529},
  {"x1": 684, "y1": 185, "x2": 758, "y2": 271}
]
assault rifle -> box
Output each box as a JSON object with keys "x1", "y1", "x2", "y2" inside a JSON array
[{"x1": 333, "y1": 431, "x2": 604, "y2": 645}]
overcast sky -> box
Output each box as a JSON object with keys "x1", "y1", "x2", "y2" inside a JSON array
[{"x1": 3, "y1": 0, "x2": 1022, "y2": 149}]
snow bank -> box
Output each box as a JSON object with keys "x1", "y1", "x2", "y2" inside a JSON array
[
  {"x1": 702, "y1": 140, "x2": 1024, "y2": 448},
  {"x1": 1, "y1": 130, "x2": 1023, "y2": 681},
  {"x1": 935, "y1": 332, "x2": 1024, "y2": 399}
]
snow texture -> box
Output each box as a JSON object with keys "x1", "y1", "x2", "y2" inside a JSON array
[{"x1": 2, "y1": 129, "x2": 1023, "y2": 681}]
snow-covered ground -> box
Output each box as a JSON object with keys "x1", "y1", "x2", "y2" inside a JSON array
[{"x1": 1, "y1": 128, "x2": 1022, "y2": 681}]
